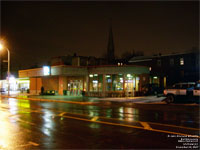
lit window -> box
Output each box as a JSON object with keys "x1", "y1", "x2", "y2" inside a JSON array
[{"x1": 180, "y1": 58, "x2": 184, "y2": 65}]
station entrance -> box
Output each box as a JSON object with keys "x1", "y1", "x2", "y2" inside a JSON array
[{"x1": 67, "y1": 79, "x2": 83, "y2": 96}]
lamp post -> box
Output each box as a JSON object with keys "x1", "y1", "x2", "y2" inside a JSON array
[{"x1": 0, "y1": 43, "x2": 10, "y2": 96}]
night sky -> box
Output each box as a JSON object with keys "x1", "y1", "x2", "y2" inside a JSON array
[{"x1": 0, "y1": 1, "x2": 199, "y2": 71}]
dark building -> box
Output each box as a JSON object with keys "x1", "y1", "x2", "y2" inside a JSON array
[
  {"x1": 51, "y1": 55, "x2": 107, "y2": 67},
  {"x1": 129, "y1": 50, "x2": 200, "y2": 87}
]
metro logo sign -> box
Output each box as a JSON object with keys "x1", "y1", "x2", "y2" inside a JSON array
[{"x1": 43, "y1": 66, "x2": 50, "y2": 76}]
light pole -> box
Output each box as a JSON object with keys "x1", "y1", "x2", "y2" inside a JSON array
[{"x1": 0, "y1": 43, "x2": 10, "y2": 96}]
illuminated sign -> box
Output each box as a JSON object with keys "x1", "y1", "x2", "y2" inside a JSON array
[{"x1": 43, "y1": 66, "x2": 50, "y2": 76}]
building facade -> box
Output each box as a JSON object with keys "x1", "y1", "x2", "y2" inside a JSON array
[
  {"x1": 129, "y1": 51, "x2": 199, "y2": 87},
  {"x1": 18, "y1": 65, "x2": 149, "y2": 97}
]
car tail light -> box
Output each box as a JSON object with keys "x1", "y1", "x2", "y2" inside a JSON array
[{"x1": 163, "y1": 90, "x2": 167, "y2": 95}]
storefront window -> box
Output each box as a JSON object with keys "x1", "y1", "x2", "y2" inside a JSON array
[
  {"x1": 106, "y1": 75, "x2": 112, "y2": 91},
  {"x1": 98, "y1": 75, "x2": 103, "y2": 91},
  {"x1": 112, "y1": 74, "x2": 123, "y2": 91},
  {"x1": 89, "y1": 74, "x2": 103, "y2": 92},
  {"x1": 125, "y1": 74, "x2": 135, "y2": 92}
]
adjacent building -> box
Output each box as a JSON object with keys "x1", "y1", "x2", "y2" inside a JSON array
[{"x1": 129, "y1": 50, "x2": 200, "y2": 87}]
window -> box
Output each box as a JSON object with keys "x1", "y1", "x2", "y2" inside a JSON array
[
  {"x1": 180, "y1": 58, "x2": 184, "y2": 65},
  {"x1": 89, "y1": 74, "x2": 103, "y2": 92},
  {"x1": 157, "y1": 60, "x2": 161, "y2": 66},
  {"x1": 173, "y1": 84, "x2": 181, "y2": 89},
  {"x1": 181, "y1": 84, "x2": 188, "y2": 89},
  {"x1": 112, "y1": 74, "x2": 123, "y2": 91},
  {"x1": 169, "y1": 58, "x2": 174, "y2": 66},
  {"x1": 106, "y1": 75, "x2": 112, "y2": 91}
]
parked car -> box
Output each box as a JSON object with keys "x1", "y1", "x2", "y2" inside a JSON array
[
  {"x1": 163, "y1": 82, "x2": 197, "y2": 104},
  {"x1": 141, "y1": 83, "x2": 164, "y2": 96},
  {"x1": 193, "y1": 82, "x2": 200, "y2": 104}
]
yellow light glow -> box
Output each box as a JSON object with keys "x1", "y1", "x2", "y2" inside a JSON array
[{"x1": 0, "y1": 43, "x2": 3, "y2": 50}]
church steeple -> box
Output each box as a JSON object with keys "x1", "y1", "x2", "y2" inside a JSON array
[{"x1": 107, "y1": 18, "x2": 115, "y2": 64}]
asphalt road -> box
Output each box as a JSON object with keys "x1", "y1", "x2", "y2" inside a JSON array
[{"x1": 0, "y1": 97, "x2": 199, "y2": 149}]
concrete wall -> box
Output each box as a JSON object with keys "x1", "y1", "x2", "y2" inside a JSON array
[
  {"x1": 19, "y1": 68, "x2": 43, "y2": 78},
  {"x1": 19, "y1": 65, "x2": 149, "y2": 78},
  {"x1": 58, "y1": 76, "x2": 67, "y2": 95},
  {"x1": 88, "y1": 66, "x2": 149, "y2": 75},
  {"x1": 51, "y1": 66, "x2": 88, "y2": 76},
  {"x1": 42, "y1": 76, "x2": 59, "y2": 91}
]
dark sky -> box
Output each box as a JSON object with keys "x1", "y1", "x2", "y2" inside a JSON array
[{"x1": 0, "y1": 1, "x2": 199, "y2": 70}]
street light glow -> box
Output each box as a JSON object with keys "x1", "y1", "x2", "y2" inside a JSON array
[{"x1": 0, "y1": 43, "x2": 3, "y2": 50}]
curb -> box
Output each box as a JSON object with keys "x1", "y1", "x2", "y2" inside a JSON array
[{"x1": 0, "y1": 95, "x2": 98, "y2": 105}]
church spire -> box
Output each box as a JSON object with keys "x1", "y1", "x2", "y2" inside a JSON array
[{"x1": 107, "y1": 18, "x2": 115, "y2": 64}]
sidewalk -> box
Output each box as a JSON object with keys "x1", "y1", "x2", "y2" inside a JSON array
[
  {"x1": 90, "y1": 96, "x2": 166, "y2": 103},
  {"x1": 1, "y1": 92, "x2": 166, "y2": 104}
]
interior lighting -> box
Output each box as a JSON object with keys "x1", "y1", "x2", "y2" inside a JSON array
[
  {"x1": 89, "y1": 74, "x2": 93, "y2": 78},
  {"x1": 92, "y1": 80, "x2": 98, "y2": 83},
  {"x1": 9, "y1": 76, "x2": 16, "y2": 84},
  {"x1": 106, "y1": 75, "x2": 110, "y2": 78},
  {"x1": 127, "y1": 74, "x2": 132, "y2": 78}
]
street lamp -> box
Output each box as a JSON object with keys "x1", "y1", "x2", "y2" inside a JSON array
[{"x1": 0, "y1": 42, "x2": 10, "y2": 96}]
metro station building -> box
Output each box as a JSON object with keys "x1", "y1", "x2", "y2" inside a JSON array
[{"x1": 18, "y1": 65, "x2": 149, "y2": 97}]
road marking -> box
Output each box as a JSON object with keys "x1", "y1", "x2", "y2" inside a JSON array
[
  {"x1": 140, "y1": 122, "x2": 152, "y2": 130},
  {"x1": 17, "y1": 141, "x2": 39, "y2": 148},
  {"x1": 61, "y1": 115, "x2": 200, "y2": 138},
  {"x1": 16, "y1": 118, "x2": 36, "y2": 126},
  {"x1": 60, "y1": 111, "x2": 200, "y2": 131},
  {"x1": 59, "y1": 112, "x2": 67, "y2": 116},
  {"x1": 2, "y1": 96, "x2": 199, "y2": 135},
  {"x1": 91, "y1": 116, "x2": 99, "y2": 121},
  {"x1": 29, "y1": 141, "x2": 39, "y2": 146}
]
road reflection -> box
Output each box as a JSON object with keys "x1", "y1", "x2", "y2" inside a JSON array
[
  {"x1": 0, "y1": 110, "x2": 10, "y2": 149},
  {"x1": 42, "y1": 109, "x2": 55, "y2": 136}
]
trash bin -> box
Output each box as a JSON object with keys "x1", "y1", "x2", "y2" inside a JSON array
[
  {"x1": 63, "y1": 90, "x2": 67, "y2": 95},
  {"x1": 81, "y1": 91, "x2": 85, "y2": 96}
]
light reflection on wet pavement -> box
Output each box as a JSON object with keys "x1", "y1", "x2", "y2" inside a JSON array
[{"x1": 0, "y1": 97, "x2": 199, "y2": 149}]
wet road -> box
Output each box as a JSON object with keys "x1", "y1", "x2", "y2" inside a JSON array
[{"x1": 0, "y1": 97, "x2": 199, "y2": 149}]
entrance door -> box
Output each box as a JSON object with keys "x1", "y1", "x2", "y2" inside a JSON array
[
  {"x1": 125, "y1": 76, "x2": 136, "y2": 97},
  {"x1": 68, "y1": 80, "x2": 83, "y2": 96}
]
